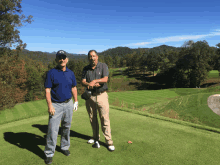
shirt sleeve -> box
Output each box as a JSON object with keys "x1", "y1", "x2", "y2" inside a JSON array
[
  {"x1": 44, "y1": 70, "x2": 53, "y2": 88},
  {"x1": 102, "y1": 63, "x2": 109, "y2": 77},
  {"x1": 72, "y1": 72, "x2": 77, "y2": 87},
  {"x1": 81, "y1": 66, "x2": 87, "y2": 80}
]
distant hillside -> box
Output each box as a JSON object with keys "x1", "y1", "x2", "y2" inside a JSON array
[
  {"x1": 98, "y1": 45, "x2": 183, "y2": 58},
  {"x1": 18, "y1": 44, "x2": 218, "y2": 68},
  {"x1": 98, "y1": 46, "x2": 133, "y2": 58},
  {"x1": 19, "y1": 49, "x2": 87, "y2": 66}
]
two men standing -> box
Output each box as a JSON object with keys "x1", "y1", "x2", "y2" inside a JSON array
[{"x1": 44, "y1": 50, "x2": 114, "y2": 164}]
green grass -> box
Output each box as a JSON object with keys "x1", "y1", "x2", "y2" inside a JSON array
[
  {"x1": 0, "y1": 96, "x2": 90, "y2": 125},
  {"x1": 1, "y1": 105, "x2": 220, "y2": 164},
  {"x1": 0, "y1": 87, "x2": 211, "y2": 126},
  {"x1": 1, "y1": 68, "x2": 220, "y2": 164}
]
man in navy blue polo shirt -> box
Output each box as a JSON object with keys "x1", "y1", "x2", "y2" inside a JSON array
[{"x1": 44, "y1": 50, "x2": 78, "y2": 164}]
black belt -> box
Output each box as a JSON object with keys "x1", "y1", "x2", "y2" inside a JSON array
[
  {"x1": 91, "y1": 90, "x2": 105, "y2": 96},
  {"x1": 52, "y1": 98, "x2": 71, "y2": 103}
]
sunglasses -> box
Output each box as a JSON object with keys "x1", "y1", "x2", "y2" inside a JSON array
[{"x1": 57, "y1": 55, "x2": 66, "y2": 60}]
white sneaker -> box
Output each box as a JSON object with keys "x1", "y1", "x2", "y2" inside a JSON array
[
  {"x1": 87, "y1": 138, "x2": 100, "y2": 144},
  {"x1": 87, "y1": 139, "x2": 95, "y2": 144},
  {"x1": 108, "y1": 145, "x2": 115, "y2": 151}
]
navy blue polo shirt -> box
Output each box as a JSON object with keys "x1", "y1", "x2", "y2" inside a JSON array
[{"x1": 44, "y1": 66, "x2": 77, "y2": 103}]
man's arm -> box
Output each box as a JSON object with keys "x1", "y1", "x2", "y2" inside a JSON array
[
  {"x1": 82, "y1": 77, "x2": 107, "y2": 87},
  {"x1": 81, "y1": 79, "x2": 90, "y2": 87},
  {"x1": 45, "y1": 88, "x2": 52, "y2": 108},
  {"x1": 94, "y1": 76, "x2": 108, "y2": 84},
  {"x1": 82, "y1": 79, "x2": 101, "y2": 90},
  {"x1": 71, "y1": 86, "x2": 78, "y2": 102}
]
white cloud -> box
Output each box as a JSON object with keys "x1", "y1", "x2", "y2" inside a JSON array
[
  {"x1": 133, "y1": 42, "x2": 152, "y2": 46},
  {"x1": 152, "y1": 34, "x2": 207, "y2": 43},
  {"x1": 128, "y1": 31, "x2": 220, "y2": 46},
  {"x1": 77, "y1": 51, "x2": 88, "y2": 54}
]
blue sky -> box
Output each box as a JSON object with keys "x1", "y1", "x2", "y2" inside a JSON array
[{"x1": 18, "y1": 0, "x2": 220, "y2": 54}]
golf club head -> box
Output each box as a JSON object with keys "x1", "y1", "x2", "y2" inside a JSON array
[
  {"x1": 92, "y1": 141, "x2": 100, "y2": 148},
  {"x1": 207, "y1": 94, "x2": 220, "y2": 116}
]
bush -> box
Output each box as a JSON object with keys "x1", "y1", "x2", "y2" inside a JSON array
[{"x1": 0, "y1": 49, "x2": 29, "y2": 110}]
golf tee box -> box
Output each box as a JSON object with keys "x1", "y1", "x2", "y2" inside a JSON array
[{"x1": 207, "y1": 94, "x2": 220, "y2": 116}]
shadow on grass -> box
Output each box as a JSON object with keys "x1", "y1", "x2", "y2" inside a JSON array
[
  {"x1": 3, "y1": 132, "x2": 46, "y2": 160},
  {"x1": 3, "y1": 124, "x2": 107, "y2": 160},
  {"x1": 32, "y1": 124, "x2": 106, "y2": 147}
]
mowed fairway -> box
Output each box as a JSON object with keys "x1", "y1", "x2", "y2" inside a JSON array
[{"x1": 1, "y1": 105, "x2": 220, "y2": 165}]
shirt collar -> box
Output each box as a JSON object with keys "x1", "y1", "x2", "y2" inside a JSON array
[
  {"x1": 55, "y1": 66, "x2": 69, "y2": 72},
  {"x1": 90, "y1": 62, "x2": 100, "y2": 69}
]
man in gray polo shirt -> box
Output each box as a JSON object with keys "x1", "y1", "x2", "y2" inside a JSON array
[
  {"x1": 44, "y1": 50, "x2": 78, "y2": 164},
  {"x1": 81, "y1": 50, "x2": 115, "y2": 151}
]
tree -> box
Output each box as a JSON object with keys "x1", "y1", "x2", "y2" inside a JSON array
[
  {"x1": 139, "y1": 55, "x2": 148, "y2": 75},
  {"x1": 23, "y1": 59, "x2": 47, "y2": 101},
  {"x1": 176, "y1": 40, "x2": 214, "y2": 87},
  {"x1": 181, "y1": 40, "x2": 194, "y2": 49},
  {"x1": 114, "y1": 55, "x2": 121, "y2": 68},
  {"x1": 214, "y1": 43, "x2": 220, "y2": 75},
  {"x1": 98, "y1": 54, "x2": 105, "y2": 63},
  {"x1": 145, "y1": 50, "x2": 160, "y2": 76},
  {"x1": 0, "y1": 54, "x2": 29, "y2": 110},
  {"x1": 205, "y1": 47, "x2": 217, "y2": 69},
  {"x1": 104, "y1": 55, "x2": 113, "y2": 68},
  {"x1": 122, "y1": 52, "x2": 135, "y2": 75},
  {"x1": 128, "y1": 51, "x2": 139, "y2": 73},
  {"x1": 156, "y1": 40, "x2": 215, "y2": 88},
  {"x1": 65, "y1": 58, "x2": 89, "y2": 95},
  {"x1": 0, "y1": 0, "x2": 33, "y2": 51},
  {"x1": 119, "y1": 57, "x2": 126, "y2": 68},
  {"x1": 158, "y1": 46, "x2": 194, "y2": 88},
  {"x1": 0, "y1": 0, "x2": 34, "y2": 110},
  {"x1": 166, "y1": 50, "x2": 179, "y2": 64}
]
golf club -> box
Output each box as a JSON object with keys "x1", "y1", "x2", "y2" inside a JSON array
[{"x1": 92, "y1": 86, "x2": 99, "y2": 148}]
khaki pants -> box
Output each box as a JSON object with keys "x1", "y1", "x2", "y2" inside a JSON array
[{"x1": 85, "y1": 91, "x2": 113, "y2": 146}]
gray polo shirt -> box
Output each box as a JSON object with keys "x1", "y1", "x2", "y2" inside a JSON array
[{"x1": 82, "y1": 62, "x2": 109, "y2": 93}]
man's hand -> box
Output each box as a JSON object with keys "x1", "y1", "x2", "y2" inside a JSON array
[
  {"x1": 73, "y1": 101, "x2": 78, "y2": 112},
  {"x1": 88, "y1": 80, "x2": 96, "y2": 89},
  {"x1": 48, "y1": 106, "x2": 55, "y2": 116},
  {"x1": 94, "y1": 83, "x2": 101, "y2": 87},
  {"x1": 88, "y1": 80, "x2": 100, "y2": 90}
]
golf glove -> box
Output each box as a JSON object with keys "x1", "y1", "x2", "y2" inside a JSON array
[{"x1": 73, "y1": 101, "x2": 78, "y2": 111}]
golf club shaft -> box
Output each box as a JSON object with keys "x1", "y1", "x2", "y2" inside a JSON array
[{"x1": 95, "y1": 86, "x2": 98, "y2": 142}]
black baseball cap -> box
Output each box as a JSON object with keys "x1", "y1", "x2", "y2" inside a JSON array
[{"x1": 56, "y1": 50, "x2": 67, "y2": 58}]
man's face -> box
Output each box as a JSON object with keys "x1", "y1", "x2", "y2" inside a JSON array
[
  {"x1": 56, "y1": 56, "x2": 68, "y2": 67},
  {"x1": 88, "y1": 51, "x2": 98, "y2": 66}
]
